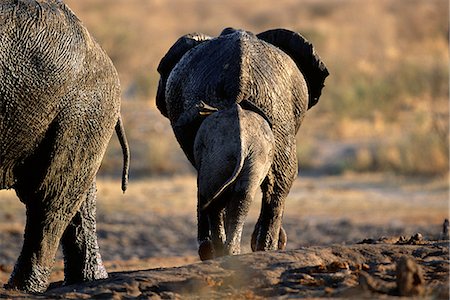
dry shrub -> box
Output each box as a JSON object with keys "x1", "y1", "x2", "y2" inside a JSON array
[
  {"x1": 338, "y1": 120, "x2": 449, "y2": 176},
  {"x1": 378, "y1": 129, "x2": 448, "y2": 176}
]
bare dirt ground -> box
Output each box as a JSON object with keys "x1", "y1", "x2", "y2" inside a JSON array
[{"x1": 0, "y1": 174, "x2": 448, "y2": 298}]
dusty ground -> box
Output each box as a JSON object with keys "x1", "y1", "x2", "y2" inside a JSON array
[
  {"x1": 2, "y1": 241, "x2": 449, "y2": 299},
  {"x1": 0, "y1": 174, "x2": 448, "y2": 298}
]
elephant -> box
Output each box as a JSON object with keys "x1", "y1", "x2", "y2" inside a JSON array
[
  {"x1": 0, "y1": 0, "x2": 130, "y2": 293},
  {"x1": 156, "y1": 27, "x2": 328, "y2": 258},
  {"x1": 193, "y1": 102, "x2": 274, "y2": 260}
]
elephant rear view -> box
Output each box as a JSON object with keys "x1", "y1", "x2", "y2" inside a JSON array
[
  {"x1": 194, "y1": 103, "x2": 274, "y2": 260},
  {"x1": 157, "y1": 27, "x2": 328, "y2": 255},
  {"x1": 0, "y1": 0, "x2": 129, "y2": 293}
]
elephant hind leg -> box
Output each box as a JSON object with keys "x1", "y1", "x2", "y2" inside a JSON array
[
  {"x1": 223, "y1": 190, "x2": 253, "y2": 256},
  {"x1": 198, "y1": 193, "x2": 227, "y2": 260},
  {"x1": 61, "y1": 180, "x2": 107, "y2": 284},
  {"x1": 252, "y1": 145, "x2": 297, "y2": 252},
  {"x1": 5, "y1": 203, "x2": 55, "y2": 293},
  {"x1": 8, "y1": 116, "x2": 112, "y2": 292},
  {"x1": 208, "y1": 207, "x2": 226, "y2": 259},
  {"x1": 197, "y1": 194, "x2": 214, "y2": 261},
  {"x1": 251, "y1": 184, "x2": 291, "y2": 252},
  {"x1": 7, "y1": 186, "x2": 89, "y2": 293},
  {"x1": 251, "y1": 225, "x2": 287, "y2": 251},
  {"x1": 198, "y1": 216, "x2": 227, "y2": 260}
]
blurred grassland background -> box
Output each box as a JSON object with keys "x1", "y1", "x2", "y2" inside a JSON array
[{"x1": 65, "y1": 0, "x2": 449, "y2": 178}]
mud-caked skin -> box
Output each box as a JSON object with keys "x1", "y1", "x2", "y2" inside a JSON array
[
  {"x1": 194, "y1": 104, "x2": 274, "y2": 259},
  {"x1": 156, "y1": 27, "x2": 329, "y2": 256},
  {"x1": 0, "y1": 0, "x2": 129, "y2": 293}
]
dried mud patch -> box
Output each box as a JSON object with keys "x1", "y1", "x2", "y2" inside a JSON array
[{"x1": 1, "y1": 241, "x2": 448, "y2": 299}]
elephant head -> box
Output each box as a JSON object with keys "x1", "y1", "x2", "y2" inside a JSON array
[
  {"x1": 156, "y1": 27, "x2": 328, "y2": 255},
  {"x1": 194, "y1": 103, "x2": 274, "y2": 260}
]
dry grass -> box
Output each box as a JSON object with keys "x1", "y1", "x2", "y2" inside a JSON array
[
  {"x1": 1, "y1": 175, "x2": 447, "y2": 284},
  {"x1": 95, "y1": 176, "x2": 198, "y2": 216},
  {"x1": 63, "y1": 0, "x2": 450, "y2": 177},
  {"x1": 287, "y1": 173, "x2": 449, "y2": 225},
  {"x1": 64, "y1": 0, "x2": 448, "y2": 101},
  {"x1": 2, "y1": 173, "x2": 447, "y2": 228}
]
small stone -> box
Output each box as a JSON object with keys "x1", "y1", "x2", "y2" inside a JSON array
[
  {"x1": 327, "y1": 261, "x2": 349, "y2": 272},
  {"x1": 411, "y1": 233, "x2": 423, "y2": 241},
  {"x1": 396, "y1": 256, "x2": 425, "y2": 297}
]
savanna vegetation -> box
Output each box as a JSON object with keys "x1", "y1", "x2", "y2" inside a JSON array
[
  {"x1": 1, "y1": 2, "x2": 448, "y2": 296},
  {"x1": 65, "y1": 0, "x2": 449, "y2": 177}
]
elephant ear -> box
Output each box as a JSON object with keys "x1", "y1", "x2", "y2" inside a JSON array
[
  {"x1": 257, "y1": 29, "x2": 329, "y2": 109},
  {"x1": 156, "y1": 33, "x2": 212, "y2": 117}
]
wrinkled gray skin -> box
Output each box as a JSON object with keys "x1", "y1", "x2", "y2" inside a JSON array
[
  {"x1": 0, "y1": 0, "x2": 130, "y2": 293},
  {"x1": 157, "y1": 27, "x2": 328, "y2": 258},
  {"x1": 194, "y1": 104, "x2": 274, "y2": 260}
]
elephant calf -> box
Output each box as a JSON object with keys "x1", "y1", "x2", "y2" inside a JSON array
[
  {"x1": 0, "y1": 0, "x2": 129, "y2": 293},
  {"x1": 193, "y1": 103, "x2": 274, "y2": 260}
]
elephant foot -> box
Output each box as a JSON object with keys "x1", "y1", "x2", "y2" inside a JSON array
[
  {"x1": 90, "y1": 261, "x2": 108, "y2": 281},
  {"x1": 223, "y1": 240, "x2": 241, "y2": 256},
  {"x1": 6, "y1": 262, "x2": 51, "y2": 293},
  {"x1": 251, "y1": 225, "x2": 287, "y2": 251},
  {"x1": 278, "y1": 227, "x2": 287, "y2": 250},
  {"x1": 64, "y1": 251, "x2": 108, "y2": 285},
  {"x1": 198, "y1": 239, "x2": 214, "y2": 261},
  {"x1": 65, "y1": 263, "x2": 108, "y2": 285},
  {"x1": 84, "y1": 253, "x2": 108, "y2": 282}
]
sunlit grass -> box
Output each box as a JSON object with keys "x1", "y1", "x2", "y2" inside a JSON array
[{"x1": 64, "y1": 0, "x2": 448, "y2": 177}]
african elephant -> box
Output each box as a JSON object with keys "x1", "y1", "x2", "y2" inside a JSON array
[
  {"x1": 0, "y1": 0, "x2": 130, "y2": 293},
  {"x1": 156, "y1": 27, "x2": 328, "y2": 257},
  {"x1": 193, "y1": 102, "x2": 274, "y2": 260},
  {"x1": 156, "y1": 28, "x2": 329, "y2": 251},
  {"x1": 156, "y1": 28, "x2": 329, "y2": 258}
]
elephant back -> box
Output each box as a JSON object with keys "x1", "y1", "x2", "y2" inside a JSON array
[
  {"x1": 164, "y1": 29, "x2": 309, "y2": 165},
  {"x1": 0, "y1": 0, "x2": 120, "y2": 189},
  {"x1": 166, "y1": 29, "x2": 307, "y2": 127},
  {"x1": 194, "y1": 104, "x2": 273, "y2": 208},
  {"x1": 165, "y1": 31, "x2": 245, "y2": 122},
  {"x1": 194, "y1": 105, "x2": 242, "y2": 203}
]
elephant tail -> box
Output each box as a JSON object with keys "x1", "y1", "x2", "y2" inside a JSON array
[
  {"x1": 201, "y1": 145, "x2": 245, "y2": 211},
  {"x1": 115, "y1": 115, "x2": 130, "y2": 192}
]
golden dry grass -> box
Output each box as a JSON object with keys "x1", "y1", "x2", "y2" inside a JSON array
[
  {"x1": 61, "y1": 0, "x2": 449, "y2": 176},
  {"x1": 1, "y1": 174, "x2": 448, "y2": 284},
  {"x1": 2, "y1": 173, "x2": 447, "y2": 228},
  {"x1": 63, "y1": 0, "x2": 448, "y2": 100}
]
